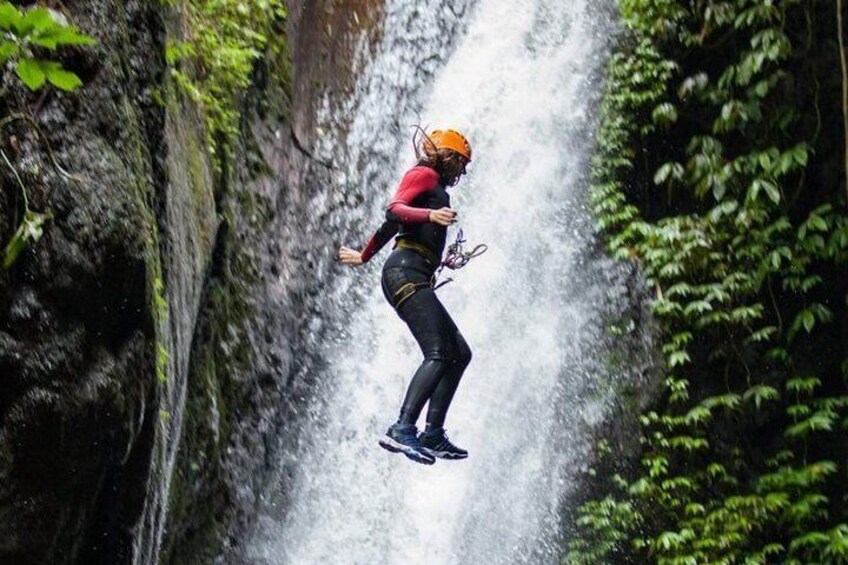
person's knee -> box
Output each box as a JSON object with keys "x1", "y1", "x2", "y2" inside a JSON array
[
  {"x1": 459, "y1": 345, "x2": 472, "y2": 368},
  {"x1": 453, "y1": 338, "x2": 472, "y2": 369},
  {"x1": 422, "y1": 349, "x2": 450, "y2": 364}
]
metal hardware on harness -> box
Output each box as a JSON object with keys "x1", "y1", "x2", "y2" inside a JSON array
[
  {"x1": 389, "y1": 228, "x2": 488, "y2": 310},
  {"x1": 432, "y1": 228, "x2": 488, "y2": 290}
]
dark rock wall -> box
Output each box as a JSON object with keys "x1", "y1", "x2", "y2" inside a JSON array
[
  {"x1": 288, "y1": 0, "x2": 385, "y2": 154},
  {"x1": 0, "y1": 0, "x2": 317, "y2": 562},
  {"x1": 0, "y1": 0, "x2": 401, "y2": 563},
  {"x1": 161, "y1": 2, "x2": 387, "y2": 562},
  {"x1": 0, "y1": 1, "x2": 215, "y2": 563},
  {"x1": 130, "y1": 1, "x2": 385, "y2": 563}
]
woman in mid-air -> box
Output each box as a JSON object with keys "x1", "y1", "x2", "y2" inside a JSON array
[{"x1": 338, "y1": 128, "x2": 473, "y2": 465}]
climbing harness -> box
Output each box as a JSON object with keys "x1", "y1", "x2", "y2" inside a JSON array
[
  {"x1": 390, "y1": 228, "x2": 487, "y2": 309},
  {"x1": 391, "y1": 280, "x2": 432, "y2": 309},
  {"x1": 395, "y1": 238, "x2": 440, "y2": 265}
]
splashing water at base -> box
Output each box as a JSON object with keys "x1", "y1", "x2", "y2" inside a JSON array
[{"x1": 251, "y1": 1, "x2": 620, "y2": 563}]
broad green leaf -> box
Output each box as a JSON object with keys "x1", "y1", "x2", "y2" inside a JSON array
[
  {"x1": 684, "y1": 405, "x2": 711, "y2": 425},
  {"x1": 18, "y1": 7, "x2": 52, "y2": 34},
  {"x1": 789, "y1": 531, "x2": 830, "y2": 553},
  {"x1": 743, "y1": 384, "x2": 780, "y2": 409},
  {"x1": 30, "y1": 27, "x2": 64, "y2": 50},
  {"x1": 29, "y1": 20, "x2": 96, "y2": 49},
  {"x1": 684, "y1": 299, "x2": 713, "y2": 315},
  {"x1": 762, "y1": 179, "x2": 780, "y2": 204},
  {"x1": 652, "y1": 103, "x2": 678, "y2": 126},
  {"x1": 786, "y1": 376, "x2": 822, "y2": 394},
  {"x1": 785, "y1": 410, "x2": 837, "y2": 438},
  {"x1": 45, "y1": 65, "x2": 82, "y2": 91},
  {"x1": 0, "y1": 2, "x2": 22, "y2": 31},
  {"x1": 701, "y1": 393, "x2": 742, "y2": 411},
  {"x1": 825, "y1": 524, "x2": 848, "y2": 558},
  {"x1": 787, "y1": 404, "x2": 812, "y2": 418},
  {"x1": 678, "y1": 72, "x2": 708, "y2": 98},
  {"x1": 3, "y1": 210, "x2": 49, "y2": 269},
  {"x1": 668, "y1": 350, "x2": 691, "y2": 367},
  {"x1": 0, "y1": 40, "x2": 18, "y2": 65},
  {"x1": 763, "y1": 542, "x2": 786, "y2": 556},
  {"x1": 15, "y1": 58, "x2": 49, "y2": 90},
  {"x1": 810, "y1": 215, "x2": 828, "y2": 232},
  {"x1": 654, "y1": 162, "x2": 684, "y2": 185},
  {"x1": 685, "y1": 503, "x2": 705, "y2": 517},
  {"x1": 44, "y1": 25, "x2": 96, "y2": 47},
  {"x1": 802, "y1": 309, "x2": 815, "y2": 332},
  {"x1": 668, "y1": 435, "x2": 708, "y2": 451},
  {"x1": 746, "y1": 325, "x2": 777, "y2": 344}
]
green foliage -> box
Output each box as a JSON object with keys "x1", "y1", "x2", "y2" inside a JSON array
[
  {"x1": 1, "y1": 4, "x2": 94, "y2": 269},
  {"x1": 161, "y1": 0, "x2": 287, "y2": 161},
  {"x1": 153, "y1": 276, "x2": 169, "y2": 384},
  {"x1": 0, "y1": 2, "x2": 95, "y2": 91},
  {"x1": 2, "y1": 208, "x2": 49, "y2": 268},
  {"x1": 567, "y1": 0, "x2": 848, "y2": 563}
]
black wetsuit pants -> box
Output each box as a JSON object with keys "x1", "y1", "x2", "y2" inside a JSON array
[{"x1": 381, "y1": 249, "x2": 472, "y2": 429}]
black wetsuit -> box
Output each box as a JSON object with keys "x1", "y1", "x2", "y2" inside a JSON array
[{"x1": 365, "y1": 166, "x2": 472, "y2": 430}]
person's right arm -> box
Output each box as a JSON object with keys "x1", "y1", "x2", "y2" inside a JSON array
[{"x1": 386, "y1": 167, "x2": 456, "y2": 226}]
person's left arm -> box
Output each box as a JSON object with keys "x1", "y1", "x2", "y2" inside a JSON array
[
  {"x1": 338, "y1": 167, "x2": 438, "y2": 266},
  {"x1": 360, "y1": 219, "x2": 399, "y2": 263},
  {"x1": 338, "y1": 218, "x2": 399, "y2": 266}
]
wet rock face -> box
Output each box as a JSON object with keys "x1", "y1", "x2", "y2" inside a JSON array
[
  {"x1": 0, "y1": 1, "x2": 215, "y2": 563},
  {"x1": 162, "y1": 1, "x2": 387, "y2": 563},
  {"x1": 0, "y1": 0, "x2": 386, "y2": 561},
  {"x1": 288, "y1": 0, "x2": 386, "y2": 153}
]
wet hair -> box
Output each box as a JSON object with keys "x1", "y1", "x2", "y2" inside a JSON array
[{"x1": 411, "y1": 126, "x2": 469, "y2": 187}]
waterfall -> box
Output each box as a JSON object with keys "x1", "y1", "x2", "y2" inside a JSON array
[{"x1": 250, "y1": 0, "x2": 621, "y2": 562}]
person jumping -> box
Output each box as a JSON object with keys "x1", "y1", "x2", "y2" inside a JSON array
[{"x1": 338, "y1": 128, "x2": 474, "y2": 465}]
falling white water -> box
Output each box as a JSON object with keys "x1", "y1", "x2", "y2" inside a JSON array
[{"x1": 250, "y1": 1, "x2": 620, "y2": 563}]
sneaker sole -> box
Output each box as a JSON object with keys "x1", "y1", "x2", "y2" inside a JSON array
[
  {"x1": 378, "y1": 435, "x2": 435, "y2": 465},
  {"x1": 420, "y1": 446, "x2": 468, "y2": 460}
]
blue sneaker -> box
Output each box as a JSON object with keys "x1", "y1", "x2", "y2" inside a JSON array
[
  {"x1": 418, "y1": 427, "x2": 468, "y2": 460},
  {"x1": 378, "y1": 423, "x2": 435, "y2": 465}
]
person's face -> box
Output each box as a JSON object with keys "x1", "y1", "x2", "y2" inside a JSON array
[{"x1": 444, "y1": 152, "x2": 470, "y2": 186}]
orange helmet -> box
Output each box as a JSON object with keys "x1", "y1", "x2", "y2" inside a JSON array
[{"x1": 422, "y1": 128, "x2": 472, "y2": 161}]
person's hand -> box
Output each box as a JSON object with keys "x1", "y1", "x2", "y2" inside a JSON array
[
  {"x1": 338, "y1": 245, "x2": 364, "y2": 266},
  {"x1": 429, "y1": 207, "x2": 457, "y2": 226}
]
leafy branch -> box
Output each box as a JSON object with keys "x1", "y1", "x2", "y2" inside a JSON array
[
  {"x1": 568, "y1": 1, "x2": 848, "y2": 563},
  {"x1": 0, "y1": 2, "x2": 95, "y2": 91},
  {"x1": 1, "y1": 2, "x2": 94, "y2": 269}
]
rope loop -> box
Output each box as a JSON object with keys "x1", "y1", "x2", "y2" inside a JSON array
[{"x1": 431, "y1": 228, "x2": 488, "y2": 289}]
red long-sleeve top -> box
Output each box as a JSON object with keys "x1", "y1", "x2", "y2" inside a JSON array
[{"x1": 361, "y1": 166, "x2": 440, "y2": 263}]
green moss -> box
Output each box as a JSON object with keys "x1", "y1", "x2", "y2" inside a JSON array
[
  {"x1": 156, "y1": 2, "x2": 292, "y2": 559},
  {"x1": 161, "y1": 0, "x2": 288, "y2": 168},
  {"x1": 163, "y1": 247, "x2": 256, "y2": 563},
  {"x1": 162, "y1": 80, "x2": 217, "y2": 244}
]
